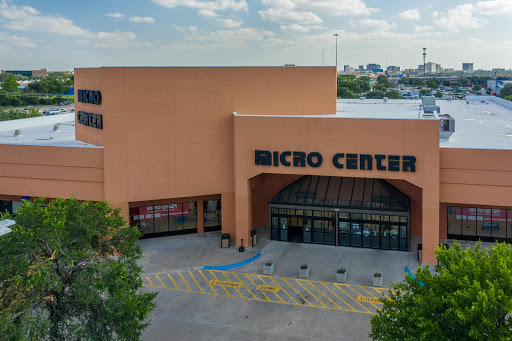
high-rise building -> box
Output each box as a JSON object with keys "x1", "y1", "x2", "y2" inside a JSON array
[
  {"x1": 387, "y1": 66, "x2": 400, "y2": 72},
  {"x1": 462, "y1": 63, "x2": 474, "y2": 72},
  {"x1": 417, "y1": 62, "x2": 442, "y2": 74},
  {"x1": 344, "y1": 65, "x2": 350, "y2": 72},
  {"x1": 359, "y1": 65, "x2": 364, "y2": 71},
  {"x1": 367, "y1": 64, "x2": 381, "y2": 71}
]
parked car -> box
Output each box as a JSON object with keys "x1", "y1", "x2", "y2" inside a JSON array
[
  {"x1": 59, "y1": 101, "x2": 72, "y2": 106},
  {"x1": 43, "y1": 108, "x2": 64, "y2": 115}
]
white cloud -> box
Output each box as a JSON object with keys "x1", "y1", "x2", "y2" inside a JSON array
[
  {"x1": 259, "y1": 0, "x2": 379, "y2": 24},
  {"x1": 198, "y1": 9, "x2": 218, "y2": 17},
  {"x1": 218, "y1": 18, "x2": 243, "y2": 28},
  {"x1": 280, "y1": 24, "x2": 309, "y2": 32},
  {"x1": 259, "y1": 8, "x2": 322, "y2": 24},
  {"x1": 129, "y1": 16, "x2": 155, "y2": 23},
  {"x1": 95, "y1": 31, "x2": 136, "y2": 48},
  {"x1": 0, "y1": 31, "x2": 36, "y2": 47},
  {"x1": 355, "y1": 19, "x2": 397, "y2": 31},
  {"x1": 413, "y1": 25, "x2": 433, "y2": 32},
  {"x1": 204, "y1": 27, "x2": 275, "y2": 42},
  {"x1": 434, "y1": 4, "x2": 487, "y2": 30},
  {"x1": 475, "y1": 0, "x2": 512, "y2": 15},
  {"x1": 399, "y1": 9, "x2": 420, "y2": 20},
  {"x1": 152, "y1": 0, "x2": 248, "y2": 16},
  {"x1": 106, "y1": 13, "x2": 125, "y2": 18},
  {"x1": 0, "y1": 1, "x2": 88, "y2": 36}
]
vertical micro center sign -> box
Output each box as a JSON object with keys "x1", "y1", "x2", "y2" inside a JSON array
[{"x1": 77, "y1": 89, "x2": 103, "y2": 129}]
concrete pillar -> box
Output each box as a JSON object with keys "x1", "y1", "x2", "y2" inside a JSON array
[
  {"x1": 221, "y1": 192, "x2": 235, "y2": 241},
  {"x1": 234, "y1": 180, "x2": 251, "y2": 248},
  {"x1": 197, "y1": 200, "x2": 204, "y2": 233},
  {"x1": 421, "y1": 187, "x2": 440, "y2": 264}
]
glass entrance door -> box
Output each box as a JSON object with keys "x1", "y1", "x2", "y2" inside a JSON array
[
  {"x1": 390, "y1": 224, "x2": 399, "y2": 250},
  {"x1": 279, "y1": 217, "x2": 288, "y2": 241},
  {"x1": 338, "y1": 220, "x2": 350, "y2": 246},
  {"x1": 381, "y1": 223, "x2": 390, "y2": 250}
]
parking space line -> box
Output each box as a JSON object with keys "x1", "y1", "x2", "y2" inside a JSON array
[
  {"x1": 222, "y1": 272, "x2": 245, "y2": 299},
  {"x1": 189, "y1": 271, "x2": 205, "y2": 293},
  {"x1": 282, "y1": 278, "x2": 314, "y2": 307},
  {"x1": 309, "y1": 281, "x2": 342, "y2": 310},
  {"x1": 199, "y1": 270, "x2": 218, "y2": 295},
  {"x1": 296, "y1": 280, "x2": 328, "y2": 308},
  {"x1": 209, "y1": 270, "x2": 233, "y2": 297},
  {"x1": 320, "y1": 283, "x2": 358, "y2": 312},
  {"x1": 143, "y1": 270, "x2": 388, "y2": 315},
  {"x1": 257, "y1": 275, "x2": 285, "y2": 303},
  {"x1": 179, "y1": 273, "x2": 193, "y2": 292},
  {"x1": 342, "y1": 285, "x2": 373, "y2": 313},
  {"x1": 269, "y1": 277, "x2": 298, "y2": 304},
  {"x1": 167, "y1": 274, "x2": 179, "y2": 290},
  {"x1": 156, "y1": 275, "x2": 167, "y2": 288}
]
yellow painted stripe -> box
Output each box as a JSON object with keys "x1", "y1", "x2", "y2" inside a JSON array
[
  {"x1": 282, "y1": 278, "x2": 313, "y2": 307},
  {"x1": 233, "y1": 273, "x2": 259, "y2": 300},
  {"x1": 357, "y1": 296, "x2": 381, "y2": 304},
  {"x1": 156, "y1": 275, "x2": 167, "y2": 288},
  {"x1": 248, "y1": 274, "x2": 272, "y2": 301},
  {"x1": 270, "y1": 277, "x2": 298, "y2": 304},
  {"x1": 257, "y1": 275, "x2": 284, "y2": 302},
  {"x1": 199, "y1": 270, "x2": 218, "y2": 295},
  {"x1": 320, "y1": 283, "x2": 357, "y2": 312},
  {"x1": 209, "y1": 270, "x2": 233, "y2": 297},
  {"x1": 189, "y1": 271, "x2": 205, "y2": 293},
  {"x1": 146, "y1": 276, "x2": 155, "y2": 287},
  {"x1": 167, "y1": 274, "x2": 179, "y2": 290},
  {"x1": 359, "y1": 286, "x2": 382, "y2": 309},
  {"x1": 343, "y1": 285, "x2": 373, "y2": 313},
  {"x1": 309, "y1": 281, "x2": 342, "y2": 310},
  {"x1": 179, "y1": 272, "x2": 193, "y2": 292},
  {"x1": 222, "y1": 272, "x2": 244, "y2": 299},
  {"x1": 296, "y1": 280, "x2": 327, "y2": 308}
]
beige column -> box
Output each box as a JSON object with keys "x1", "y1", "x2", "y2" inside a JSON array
[{"x1": 234, "y1": 180, "x2": 251, "y2": 248}]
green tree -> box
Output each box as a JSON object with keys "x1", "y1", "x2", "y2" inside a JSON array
[
  {"x1": 373, "y1": 84, "x2": 387, "y2": 92},
  {"x1": 338, "y1": 75, "x2": 357, "y2": 81},
  {"x1": 370, "y1": 241, "x2": 512, "y2": 341},
  {"x1": 357, "y1": 76, "x2": 371, "y2": 83},
  {"x1": 398, "y1": 78, "x2": 407, "y2": 85},
  {"x1": 472, "y1": 85, "x2": 482, "y2": 92},
  {"x1": 384, "y1": 90, "x2": 402, "y2": 99},
  {"x1": 426, "y1": 79, "x2": 440, "y2": 90},
  {"x1": 435, "y1": 91, "x2": 443, "y2": 98},
  {"x1": 420, "y1": 89, "x2": 430, "y2": 95},
  {"x1": 0, "y1": 198, "x2": 157, "y2": 340},
  {"x1": 337, "y1": 87, "x2": 359, "y2": 99},
  {"x1": 338, "y1": 81, "x2": 362, "y2": 94},
  {"x1": 411, "y1": 79, "x2": 424, "y2": 86},
  {"x1": 443, "y1": 80, "x2": 451, "y2": 87},
  {"x1": 365, "y1": 91, "x2": 385, "y2": 99},
  {"x1": 505, "y1": 95, "x2": 512, "y2": 102},
  {"x1": 377, "y1": 75, "x2": 391, "y2": 87},
  {"x1": 1, "y1": 75, "x2": 19, "y2": 93},
  {"x1": 499, "y1": 84, "x2": 512, "y2": 98}
]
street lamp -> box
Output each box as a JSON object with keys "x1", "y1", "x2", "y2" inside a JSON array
[
  {"x1": 334, "y1": 33, "x2": 339, "y2": 70},
  {"x1": 423, "y1": 48, "x2": 427, "y2": 78}
]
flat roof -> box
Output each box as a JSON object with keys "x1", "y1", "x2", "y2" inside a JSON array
[
  {"x1": 0, "y1": 113, "x2": 101, "y2": 148},
  {"x1": 337, "y1": 98, "x2": 512, "y2": 150}
]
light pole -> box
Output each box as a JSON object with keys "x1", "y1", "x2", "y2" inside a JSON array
[
  {"x1": 423, "y1": 48, "x2": 427, "y2": 78},
  {"x1": 334, "y1": 33, "x2": 339, "y2": 71},
  {"x1": 322, "y1": 50, "x2": 325, "y2": 66}
]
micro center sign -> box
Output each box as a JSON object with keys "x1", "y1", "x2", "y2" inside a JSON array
[
  {"x1": 76, "y1": 89, "x2": 103, "y2": 130},
  {"x1": 255, "y1": 150, "x2": 416, "y2": 172}
]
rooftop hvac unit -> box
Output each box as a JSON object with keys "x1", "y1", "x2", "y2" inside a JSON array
[
  {"x1": 439, "y1": 114, "x2": 455, "y2": 140},
  {"x1": 424, "y1": 105, "x2": 440, "y2": 113},
  {"x1": 422, "y1": 96, "x2": 436, "y2": 106}
]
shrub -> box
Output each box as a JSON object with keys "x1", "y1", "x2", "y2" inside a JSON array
[
  {"x1": 337, "y1": 268, "x2": 346, "y2": 274},
  {"x1": 374, "y1": 273, "x2": 382, "y2": 277},
  {"x1": 265, "y1": 262, "x2": 273, "y2": 266},
  {"x1": 300, "y1": 264, "x2": 308, "y2": 269}
]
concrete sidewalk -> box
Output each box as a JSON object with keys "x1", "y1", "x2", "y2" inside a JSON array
[{"x1": 138, "y1": 226, "x2": 422, "y2": 287}]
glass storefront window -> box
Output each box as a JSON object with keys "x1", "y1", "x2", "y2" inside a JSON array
[
  {"x1": 138, "y1": 206, "x2": 155, "y2": 235},
  {"x1": 154, "y1": 204, "x2": 169, "y2": 233},
  {"x1": 461, "y1": 208, "x2": 477, "y2": 236},
  {"x1": 204, "y1": 200, "x2": 221, "y2": 232},
  {"x1": 184, "y1": 202, "x2": 197, "y2": 230},
  {"x1": 448, "y1": 206, "x2": 511, "y2": 242}
]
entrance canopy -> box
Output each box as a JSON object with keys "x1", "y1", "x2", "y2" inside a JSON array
[{"x1": 270, "y1": 176, "x2": 410, "y2": 212}]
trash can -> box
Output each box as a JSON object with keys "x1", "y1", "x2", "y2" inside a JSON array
[
  {"x1": 221, "y1": 233, "x2": 230, "y2": 248},
  {"x1": 251, "y1": 230, "x2": 257, "y2": 247},
  {"x1": 417, "y1": 243, "x2": 423, "y2": 262}
]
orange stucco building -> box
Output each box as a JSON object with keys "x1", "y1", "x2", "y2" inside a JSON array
[{"x1": 1, "y1": 66, "x2": 512, "y2": 265}]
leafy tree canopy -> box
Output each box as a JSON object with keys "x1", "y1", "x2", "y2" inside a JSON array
[
  {"x1": 443, "y1": 80, "x2": 451, "y2": 87},
  {"x1": 1, "y1": 75, "x2": 20, "y2": 93},
  {"x1": 370, "y1": 241, "x2": 512, "y2": 341},
  {"x1": 398, "y1": 78, "x2": 408, "y2": 85},
  {"x1": 426, "y1": 79, "x2": 440, "y2": 89},
  {"x1": 500, "y1": 84, "x2": 512, "y2": 98},
  {"x1": 377, "y1": 75, "x2": 391, "y2": 87},
  {"x1": 420, "y1": 89, "x2": 430, "y2": 95},
  {"x1": 384, "y1": 90, "x2": 402, "y2": 99},
  {"x1": 373, "y1": 84, "x2": 387, "y2": 92},
  {"x1": 435, "y1": 91, "x2": 443, "y2": 98},
  {"x1": 365, "y1": 91, "x2": 384, "y2": 99},
  {"x1": 472, "y1": 85, "x2": 482, "y2": 92},
  {"x1": 337, "y1": 87, "x2": 359, "y2": 99},
  {"x1": 338, "y1": 81, "x2": 362, "y2": 94},
  {"x1": 23, "y1": 78, "x2": 68, "y2": 95},
  {"x1": 338, "y1": 75, "x2": 356, "y2": 81},
  {"x1": 0, "y1": 198, "x2": 157, "y2": 340},
  {"x1": 357, "y1": 76, "x2": 371, "y2": 83}
]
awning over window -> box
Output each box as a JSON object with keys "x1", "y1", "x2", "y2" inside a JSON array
[{"x1": 269, "y1": 176, "x2": 410, "y2": 211}]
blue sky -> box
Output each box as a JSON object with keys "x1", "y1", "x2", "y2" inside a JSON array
[{"x1": 0, "y1": 0, "x2": 511, "y2": 71}]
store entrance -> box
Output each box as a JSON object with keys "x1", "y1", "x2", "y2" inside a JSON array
[{"x1": 269, "y1": 176, "x2": 411, "y2": 251}]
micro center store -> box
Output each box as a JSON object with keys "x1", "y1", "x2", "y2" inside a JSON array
[{"x1": 1, "y1": 66, "x2": 512, "y2": 265}]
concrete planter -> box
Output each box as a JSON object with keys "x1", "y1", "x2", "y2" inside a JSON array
[
  {"x1": 299, "y1": 265, "x2": 309, "y2": 278},
  {"x1": 336, "y1": 271, "x2": 347, "y2": 283},
  {"x1": 263, "y1": 263, "x2": 274, "y2": 276},
  {"x1": 373, "y1": 273, "x2": 383, "y2": 287}
]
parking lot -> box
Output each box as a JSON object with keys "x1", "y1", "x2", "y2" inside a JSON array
[{"x1": 138, "y1": 228, "x2": 422, "y2": 340}]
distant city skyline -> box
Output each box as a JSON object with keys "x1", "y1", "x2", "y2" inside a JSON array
[{"x1": 0, "y1": 0, "x2": 511, "y2": 70}]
